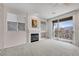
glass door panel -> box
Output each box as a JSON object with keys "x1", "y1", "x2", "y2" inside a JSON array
[
  {"x1": 52, "y1": 20, "x2": 59, "y2": 39},
  {"x1": 52, "y1": 16, "x2": 73, "y2": 43},
  {"x1": 59, "y1": 17, "x2": 73, "y2": 42}
]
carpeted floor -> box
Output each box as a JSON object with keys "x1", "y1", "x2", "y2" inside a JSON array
[{"x1": 1, "y1": 39, "x2": 79, "y2": 56}]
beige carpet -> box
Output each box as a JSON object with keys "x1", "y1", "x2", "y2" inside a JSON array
[{"x1": 1, "y1": 39, "x2": 79, "y2": 56}]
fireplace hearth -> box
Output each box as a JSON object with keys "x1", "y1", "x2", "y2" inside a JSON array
[{"x1": 31, "y1": 33, "x2": 39, "y2": 42}]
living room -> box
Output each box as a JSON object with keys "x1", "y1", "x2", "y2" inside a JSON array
[{"x1": 0, "y1": 3, "x2": 79, "y2": 56}]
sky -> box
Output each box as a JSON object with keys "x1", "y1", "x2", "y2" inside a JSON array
[{"x1": 54, "y1": 20, "x2": 73, "y2": 29}]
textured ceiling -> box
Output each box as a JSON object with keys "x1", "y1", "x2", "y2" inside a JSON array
[{"x1": 4, "y1": 3, "x2": 79, "y2": 19}]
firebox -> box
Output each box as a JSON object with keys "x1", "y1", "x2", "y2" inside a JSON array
[{"x1": 31, "y1": 33, "x2": 39, "y2": 42}]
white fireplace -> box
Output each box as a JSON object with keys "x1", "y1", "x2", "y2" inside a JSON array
[{"x1": 27, "y1": 16, "x2": 41, "y2": 43}]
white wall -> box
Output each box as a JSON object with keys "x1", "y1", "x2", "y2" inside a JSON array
[
  {"x1": 0, "y1": 4, "x2": 43, "y2": 49},
  {"x1": 3, "y1": 6, "x2": 27, "y2": 48},
  {"x1": 4, "y1": 32, "x2": 26, "y2": 48},
  {"x1": 73, "y1": 11, "x2": 79, "y2": 46},
  {"x1": 46, "y1": 20, "x2": 52, "y2": 39},
  {"x1": 0, "y1": 4, "x2": 4, "y2": 49}
]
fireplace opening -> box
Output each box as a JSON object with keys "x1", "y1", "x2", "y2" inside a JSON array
[{"x1": 31, "y1": 33, "x2": 39, "y2": 42}]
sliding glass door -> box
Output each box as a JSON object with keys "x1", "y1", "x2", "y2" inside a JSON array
[
  {"x1": 53, "y1": 20, "x2": 59, "y2": 39},
  {"x1": 52, "y1": 16, "x2": 73, "y2": 43}
]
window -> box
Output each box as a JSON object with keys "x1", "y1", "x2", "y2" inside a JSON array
[
  {"x1": 52, "y1": 16, "x2": 73, "y2": 42},
  {"x1": 8, "y1": 21, "x2": 17, "y2": 31},
  {"x1": 41, "y1": 21, "x2": 46, "y2": 31},
  {"x1": 52, "y1": 20, "x2": 58, "y2": 29},
  {"x1": 7, "y1": 13, "x2": 26, "y2": 32},
  {"x1": 18, "y1": 23, "x2": 25, "y2": 31},
  {"x1": 52, "y1": 20, "x2": 58, "y2": 37},
  {"x1": 58, "y1": 17, "x2": 73, "y2": 40},
  {"x1": 59, "y1": 17, "x2": 73, "y2": 28},
  {"x1": 59, "y1": 20, "x2": 73, "y2": 28}
]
